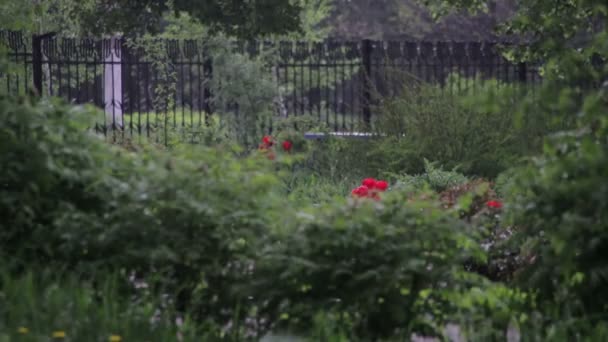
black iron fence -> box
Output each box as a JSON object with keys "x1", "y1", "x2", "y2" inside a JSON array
[{"x1": 1, "y1": 30, "x2": 542, "y2": 141}]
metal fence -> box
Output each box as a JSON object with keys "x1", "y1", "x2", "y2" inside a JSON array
[{"x1": 1, "y1": 30, "x2": 541, "y2": 141}]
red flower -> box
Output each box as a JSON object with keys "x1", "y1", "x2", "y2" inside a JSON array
[
  {"x1": 374, "y1": 180, "x2": 388, "y2": 191},
  {"x1": 282, "y1": 140, "x2": 293, "y2": 152},
  {"x1": 262, "y1": 135, "x2": 273, "y2": 147},
  {"x1": 351, "y1": 185, "x2": 370, "y2": 198},
  {"x1": 362, "y1": 178, "x2": 376, "y2": 188},
  {"x1": 486, "y1": 200, "x2": 503, "y2": 209},
  {"x1": 371, "y1": 192, "x2": 381, "y2": 201}
]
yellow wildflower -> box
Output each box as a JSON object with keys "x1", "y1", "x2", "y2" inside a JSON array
[
  {"x1": 109, "y1": 335, "x2": 122, "y2": 342},
  {"x1": 52, "y1": 331, "x2": 66, "y2": 338},
  {"x1": 17, "y1": 327, "x2": 29, "y2": 334}
]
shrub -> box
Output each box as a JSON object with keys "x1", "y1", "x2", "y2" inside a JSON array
[
  {"x1": 505, "y1": 124, "x2": 608, "y2": 317},
  {"x1": 0, "y1": 269, "x2": 201, "y2": 341},
  {"x1": 494, "y1": 167, "x2": 519, "y2": 198},
  {"x1": 251, "y1": 190, "x2": 486, "y2": 339},
  {"x1": 374, "y1": 73, "x2": 577, "y2": 178},
  {"x1": 0, "y1": 95, "x2": 285, "y2": 334},
  {"x1": 282, "y1": 171, "x2": 355, "y2": 204},
  {"x1": 413, "y1": 272, "x2": 531, "y2": 341},
  {"x1": 392, "y1": 159, "x2": 469, "y2": 193},
  {"x1": 297, "y1": 136, "x2": 420, "y2": 187}
]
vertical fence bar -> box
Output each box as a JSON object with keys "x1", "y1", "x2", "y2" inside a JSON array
[
  {"x1": 292, "y1": 42, "x2": 297, "y2": 117},
  {"x1": 308, "y1": 43, "x2": 313, "y2": 117},
  {"x1": 32, "y1": 35, "x2": 43, "y2": 96},
  {"x1": 324, "y1": 43, "x2": 329, "y2": 126},
  {"x1": 203, "y1": 44, "x2": 213, "y2": 125},
  {"x1": 66, "y1": 40, "x2": 73, "y2": 103},
  {"x1": 32, "y1": 32, "x2": 56, "y2": 96},
  {"x1": 300, "y1": 42, "x2": 305, "y2": 116},
  {"x1": 361, "y1": 39, "x2": 372, "y2": 128},
  {"x1": 333, "y1": 44, "x2": 339, "y2": 131},
  {"x1": 316, "y1": 43, "x2": 321, "y2": 122},
  {"x1": 341, "y1": 47, "x2": 346, "y2": 131},
  {"x1": 518, "y1": 61, "x2": 527, "y2": 83}
]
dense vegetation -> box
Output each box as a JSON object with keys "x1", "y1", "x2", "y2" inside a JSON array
[{"x1": 1, "y1": 0, "x2": 607, "y2": 341}]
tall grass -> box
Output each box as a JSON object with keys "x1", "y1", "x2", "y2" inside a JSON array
[{"x1": 0, "y1": 270, "x2": 212, "y2": 341}]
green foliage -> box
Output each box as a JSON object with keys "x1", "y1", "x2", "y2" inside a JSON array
[
  {"x1": 494, "y1": 168, "x2": 518, "y2": 198},
  {"x1": 125, "y1": 37, "x2": 177, "y2": 140},
  {"x1": 172, "y1": 0, "x2": 302, "y2": 38},
  {"x1": 1, "y1": 0, "x2": 302, "y2": 37},
  {"x1": 0, "y1": 0, "x2": 36, "y2": 32},
  {"x1": 300, "y1": 138, "x2": 376, "y2": 181},
  {"x1": 0, "y1": 95, "x2": 285, "y2": 333},
  {"x1": 0, "y1": 270, "x2": 203, "y2": 341},
  {"x1": 2, "y1": 0, "x2": 606, "y2": 336},
  {"x1": 123, "y1": 29, "x2": 278, "y2": 148},
  {"x1": 0, "y1": 0, "x2": 95, "y2": 35},
  {"x1": 424, "y1": 0, "x2": 606, "y2": 60},
  {"x1": 380, "y1": 78, "x2": 506, "y2": 174},
  {"x1": 505, "y1": 119, "x2": 608, "y2": 317},
  {"x1": 252, "y1": 191, "x2": 486, "y2": 339},
  {"x1": 293, "y1": 0, "x2": 334, "y2": 41},
  {"x1": 418, "y1": 0, "x2": 608, "y2": 338},
  {"x1": 296, "y1": 135, "x2": 438, "y2": 188},
  {"x1": 211, "y1": 48, "x2": 276, "y2": 147},
  {"x1": 392, "y1": 159, "x2": 469, "y2": 192},
  {"x1": 374, "y1": 72, "x2": 577, "y2": 177},
  {"x1": 283, "y1": 172, "x2": 354, "y2": 204},
  {"x1": 418, "y1": 273, "x2": 531, "y2": 341}
]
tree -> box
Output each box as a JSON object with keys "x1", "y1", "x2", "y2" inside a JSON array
[
  {"x1": 1, "y1": 0, "x2": 303, "y2": 38},
  {"x1": 73, "y1": 0, "x2": 303, "y2": 37},
  {"x1": 418, "y1": 0, "x2": 607, "y2": 334},
  {"x1": 420, "y1": 0, "x2": 606, "y2": 59},
  {"x1": 0, "y1": 0, "x2": 93, "y2": 35}
]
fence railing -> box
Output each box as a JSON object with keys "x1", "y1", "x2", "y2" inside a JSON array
[{"x1": 1, "y1": 30, "x2": 542, "y2": 143}]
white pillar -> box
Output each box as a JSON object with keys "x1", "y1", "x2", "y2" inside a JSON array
[{"x1": 104, "y1": 37, "x2": 123, "y2": 128}]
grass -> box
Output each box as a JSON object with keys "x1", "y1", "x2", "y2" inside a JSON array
[
  {"x1": 0, "y1": 270, "x2": 218, "y2": 341},
  {"x1": 94, "y1": 109, "x2": 379, "y2": 135},
  {"x1": 283, "y1": 171, "x2": 357, "y2": 205}
]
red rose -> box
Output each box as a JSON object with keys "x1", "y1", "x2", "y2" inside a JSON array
[
  {"x1": 351, "y1": 185, "x2": 369, "y2": 198},
  {"x1": 282, "y1": 140, "x2": 293, "y2": 152},
  {"x1": 486, "y1": 200, "x2": 503, "y2": 209},
  {"x1": 362, "y1": 178, "x2": 376, "y2": 188},
  {"x1": 374, "y1": 180, "x2": 388, "y2": 191},
  {"x1": 262, "y1": 135, "x2": 273, "y2": 147}
]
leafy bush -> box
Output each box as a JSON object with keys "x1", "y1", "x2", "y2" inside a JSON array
[
  {"x1": 251, "y1": 191, "x2": 486, "y2": 339},
  {"x1": 282, "y1": 171, "x2": 355, "y2": 204},
  {"x1": 415, "y1": 273, "x2": 531, "y2": 341},
  {"x1": 506, "y1": 123, "x2": 608, "y2": 317},
  {"x1": 295, "y1": 136, "x2": 416, "y2": 188},
  {"x1": 0, "y1": 269, "x2": 205, "y2": 341},
  {"x1": 494, "y1": 167, "x2": 518, "y2": 198},
  {"x1": 374, "y1": 73, "x2": 577, "y2": 177},
  {"x1": 0, "y1": 95, "x2": 285, "y2": 334},
  {"x1": 297, "y1": 77, "x2": 563, "y2": 183},
  {"x1": 392, "y1": 159, "x2": 469, "y2": 193}
]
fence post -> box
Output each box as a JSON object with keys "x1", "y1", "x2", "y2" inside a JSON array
[
  {"x1": 104, "y1": 36, "x2": 123, "y2": 129},
  {"x1": 518, "y1": 61, "x2": 527, "y2": 83},
  {"x1": 361, "y1": 39, "x2": 373, "y2": 128},
  {"x1": 31, "y1": 32, "x2": 56, "y2": 96},
  {"x1": 32, "y1": 35, "x2": 43, "y2": 96},
  {"x1": 203, "y1": 49, "x2": 213, "y2": 124}
]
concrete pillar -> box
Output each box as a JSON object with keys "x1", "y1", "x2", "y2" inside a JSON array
[{"x1": 104, "y1": 37, "x2": 123, "y2": 129}]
